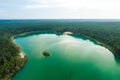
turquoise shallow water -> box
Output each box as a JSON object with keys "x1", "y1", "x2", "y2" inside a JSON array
[{"x1": 13, "y1": 34, "x2": 120, "y2": 80}]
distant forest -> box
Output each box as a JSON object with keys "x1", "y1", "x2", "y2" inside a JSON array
[{"x1": 0, "y1": 20, "x2": 120, "y2": 79}]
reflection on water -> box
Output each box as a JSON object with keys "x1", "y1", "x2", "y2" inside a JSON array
[{"x1": 13, "y1": 34, "x2": 120, "y2": 80}]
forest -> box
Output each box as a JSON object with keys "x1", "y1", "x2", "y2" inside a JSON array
[{"x1": 0, "y1": 20, "x2": 120, "y2": 79}]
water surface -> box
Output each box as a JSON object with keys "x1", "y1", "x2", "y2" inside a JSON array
[{"x1": 13, "y1": 34, "x2": 120, "y2": 80}]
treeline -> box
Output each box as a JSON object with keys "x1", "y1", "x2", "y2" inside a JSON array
[
  {"x1": 0, "y1": 21, "x2": 120, "y2": 79},
  {"x1": 0, "y1": 27, "x2": 27, "y2": 79}
]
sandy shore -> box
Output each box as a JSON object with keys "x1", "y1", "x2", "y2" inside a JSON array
[
  {"x1": 63, "y1": 31, "x2": 73, "y2": 35},
  {"x1": 20, "y1": 52, "x2": 24, "y2": 58}
]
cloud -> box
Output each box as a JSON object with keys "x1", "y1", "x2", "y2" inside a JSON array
[
  {"x1": 25, "y1": 4, "x2": 49, "y2": 9},
  {"x1": 24, "y1": 0, "x2": 120, "y2": 10},
  {"x1": 1, "y1": 0, "x2": 120, "y2": 19}
]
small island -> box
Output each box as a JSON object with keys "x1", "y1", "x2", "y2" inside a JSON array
[{"x1": 42, "y1": 51, "x2": 51, "y2": 56}]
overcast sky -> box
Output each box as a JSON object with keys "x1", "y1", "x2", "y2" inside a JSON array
[{"x1": 0, "y1": 0, "x2": 120, "y2": 19}]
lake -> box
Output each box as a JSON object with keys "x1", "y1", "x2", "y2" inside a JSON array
[{"x1": 12, "y1": 33, "x2": 120, "y2": 80}]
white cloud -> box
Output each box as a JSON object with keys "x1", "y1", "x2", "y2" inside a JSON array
[
  {"x1": 22, "y1": 0, "x2": 120, "y2": 19},
  {"x1": 1, "y1": 0, "x2": 120, "y2": 19},
  {"x1": 25, "y1": 4, "x2": 49, "y2": 9},
  {"x1": 24, "y1": 0, "x2": 120, "y2": 10}
]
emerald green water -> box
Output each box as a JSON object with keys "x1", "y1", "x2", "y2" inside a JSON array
[{"x1": 13, "y1": 34, "x2": 120, "y2": 80}]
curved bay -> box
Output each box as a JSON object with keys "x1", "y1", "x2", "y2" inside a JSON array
[{"x1": 13, "y1": 34, "x2": 120, "y2": 80}]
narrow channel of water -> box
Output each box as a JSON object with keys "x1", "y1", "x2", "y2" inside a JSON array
[{"x1": 13, "y1": 34, "x2": 120, "y2": 80}]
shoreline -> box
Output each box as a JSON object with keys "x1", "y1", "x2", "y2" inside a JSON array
[
  {"x1": 14, "y1": 31, "x2": 116, "y2": 56},
  {"x1": 63, "y1": 31, "x2": 73, "y2": 35},
  {"x1": 10, "y1": 31, "x2": 117, "y2": 80},
  {"x1": 14, "y1": 30, "x2": 54, "y2": 38},
  {"x1": 11, "y1": 36, "x2": 25, "y2": 58},
  {"x1": 9, "y1": 35, "x2": 28, "y2": 80},
  {"x1": 80, "y1": 34, "x2": 116, "y2": 56},
  {"x1": 11, "y1": 37, "x2": 24, "y2": 58},
  {"x1": 20, "y1": 52, "x2": 24, "y2": 58}
]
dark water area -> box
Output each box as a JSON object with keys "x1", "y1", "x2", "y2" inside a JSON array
[{"x1": 12, "y1": 33, "x2": 120, "y2": 80}]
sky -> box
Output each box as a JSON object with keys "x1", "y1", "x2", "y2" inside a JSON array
[{"x1": 0, "y1": 0, "x2": 120, "y2": 19}]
